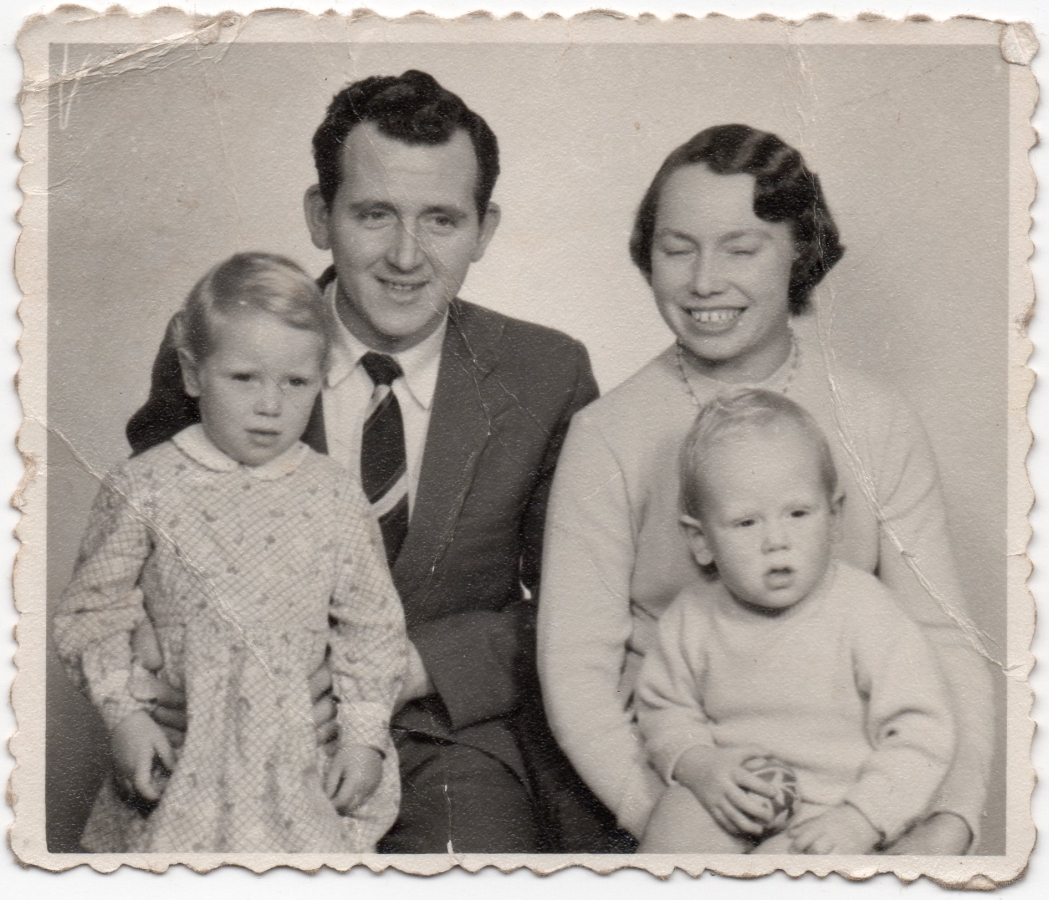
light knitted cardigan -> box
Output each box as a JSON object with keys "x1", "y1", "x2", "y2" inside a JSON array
[{"x1": 538, "y1": 321, "x2": 993, "y2": 844}]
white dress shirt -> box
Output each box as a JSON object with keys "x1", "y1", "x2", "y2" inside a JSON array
[{"x1": 321, "y1": 279, "x2": 446, "y2": 519}]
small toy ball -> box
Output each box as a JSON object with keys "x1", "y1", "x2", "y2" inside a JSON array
[{"x1": 742, "y1": 756, "x2": 798, "y2": 834}]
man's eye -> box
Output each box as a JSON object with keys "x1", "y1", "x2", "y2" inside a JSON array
[
  {"x1": 426, "y1": 213, "x2": 456, "y2": 231},
  {"x1": 230, "y1": 372, "x2": 254, "y2": 382},
  {"x1": 359, "y1": 209, "x2": 392, "y2": 226},
  {"x1": 287, "y1": 377, "x2": 310, "y2": 388},
  {"x1": 791, "y1": 509, "x2": 810, "y2": 518}
]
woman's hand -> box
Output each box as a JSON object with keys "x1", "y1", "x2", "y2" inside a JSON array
[
  {"x1": 324, "y1": 744, "x2": 383, "y2": 814},
  {"x1": 788, "y1": 804, "x2": 879, "y2": 855},
  {"x1": 883, "y1": 812, "x2": 973, "y2": 855},
  {"x1": 673, "y1": 744, "x2": 778, "y2": 838}
]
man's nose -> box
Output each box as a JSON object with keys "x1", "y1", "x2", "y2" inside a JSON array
[
  {"x1": 691, "y1": 250, "x2": 726, "y2": 297},
  {"x1": 254, "y1": 381, "x2": 283, "y2": 416},
  {"x1": 387, "y1": 220, "x2": 424, "y2": 271}
]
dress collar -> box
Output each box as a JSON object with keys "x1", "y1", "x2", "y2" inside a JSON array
[
  {"x1": 324, "y1": 278, "x2": 446, "y2": 410},
  {"x1": 172, "y1": 424, "x2": 309, "y2": 480}
]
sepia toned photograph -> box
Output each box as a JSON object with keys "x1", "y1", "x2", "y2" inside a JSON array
[{"x1": 8, "y1": 7, "x2": 1038, "y2": 887}]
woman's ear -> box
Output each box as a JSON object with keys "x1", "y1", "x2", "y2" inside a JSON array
[
  {"x1": 680, "y1": 514, "x2": 715, "y2": 567},
  {"x1": 178, "y1": 349, "x2": 203, "y2": 398}
]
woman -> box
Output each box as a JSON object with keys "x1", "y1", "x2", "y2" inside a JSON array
[{"x1": 538, "y1": 125, "x2": 993, "y2": 854}]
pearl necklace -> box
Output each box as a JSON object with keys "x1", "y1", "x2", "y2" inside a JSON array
[{"x1": 674, "y1": 331, "x2": 800, "y2": 409}]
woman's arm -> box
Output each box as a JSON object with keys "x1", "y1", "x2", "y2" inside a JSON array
[
  {"x1": 868, "y1": 396, "x2": 995, "y2": 851},
  {"x1": 538, "y1": 414, "x2": 665, "y2": 839},
  {"x1": 52, "y1": 467, "x2": 154, "y2": 732}
]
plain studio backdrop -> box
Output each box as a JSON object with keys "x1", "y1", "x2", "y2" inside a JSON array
[{"x1": 44, "y1": 40, "x2": 1008, "y2": 852}]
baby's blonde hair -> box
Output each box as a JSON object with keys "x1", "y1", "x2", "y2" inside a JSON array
[
  {"x1": 680, "y1": 388, "x2": 839, "y2": 520},
  {"x1": 173, "y1": 252, "x2": 333, "y2": 364}
]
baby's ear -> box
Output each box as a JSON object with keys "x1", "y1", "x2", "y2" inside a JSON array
[
  {"x1": 177, "y1": 349, "x2": 202, "y2": 398},
  {"x1": 680, "y1": 514, "x2": 715, "y2": 567},
  {"x1": 829, "y1": 490, "x2": 846, "y2": 540}
]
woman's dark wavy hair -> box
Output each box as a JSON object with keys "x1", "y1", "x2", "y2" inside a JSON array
[
  {"x1": 312, "y1": 69, "x2": 500, "y2": 223},
  {"x1": 629, "y1": 124, "x2": 844, "y2": 313}
]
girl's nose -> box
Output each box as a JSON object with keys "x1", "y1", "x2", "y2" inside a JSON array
[
  {"x1": 691, "y1": 250, "x2": 725, "y2": 297},
  {"x1": 254, "y1": 382, "x2": 283, "y2": 416},
  {"x1": 387, "y1": 221, "x2": 424, "y2": 271}
]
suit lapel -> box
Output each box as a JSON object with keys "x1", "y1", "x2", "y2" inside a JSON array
[{"x1": 391, "y1": 301, "x2": 505, "y2": 601}]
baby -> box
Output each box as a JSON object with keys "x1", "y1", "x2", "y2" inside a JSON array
[
  {"x1": 636, "y1": 388, "x2": 956, "y2": 855},
  {"x1": 54, "y1": 252, "x2": 406, "y2": 853}
]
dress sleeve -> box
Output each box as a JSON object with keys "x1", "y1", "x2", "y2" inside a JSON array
[
  {"x1": 538, "y1": 413, "x2": 665, "y2": 839},
  {"x1": 329, "y1": 481, "x2": 408, "y2": 753},
  {"x1": 52, "y1": 466, "x2": 153, "y2": 732},
  {"x1": 865, "y1": 392, "x2": 994, "y2": 847},
  {"x1": 842, "y1": 590, "x2": 957, "y2": 845},
  {"x1": 634, "y1": 596, "x2": 715, "y2": 783}
]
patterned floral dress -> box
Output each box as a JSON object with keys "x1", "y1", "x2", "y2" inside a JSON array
[{"x1": 54, "y1": 425, "x2": 407, "y2": 853}]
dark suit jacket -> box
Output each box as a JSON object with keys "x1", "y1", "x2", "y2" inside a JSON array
[{"x1": 126, "y1": 272, "x2": 601, "y2": 839}]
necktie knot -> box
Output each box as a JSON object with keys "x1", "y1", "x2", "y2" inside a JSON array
[{"x1": 361, "y1": 352, "x2": 403, "y2": 388}]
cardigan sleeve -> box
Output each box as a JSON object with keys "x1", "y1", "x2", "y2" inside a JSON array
[
  {"x1": 862, "y1": 390, "x2": 994, "y2": 847},
  {"x1": 634, "y1": 595, "x2": 716, "y2": 784},
  {"x1": 52, "y1": 466, "x2": 153, "y2": 732},
  {"x1": 538, "y1": 412, "x2": 665, "y2": 839},
  {"x1": 843, "y1": 587, "x2": 957, "y2": 845},
  {"x1": 329, "y1": 479, "x2": 408, "y2": 753}
]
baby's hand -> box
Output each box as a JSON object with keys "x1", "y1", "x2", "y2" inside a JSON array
[
  {"x1": 788, "y1": 803, "x2": 880, "y2": 854},
  {"x1": 111, "y1": 709, "x2": 175, "y2": 802},
  {"x1": 324, "y1": 743, "x2": 383, "y2": 814},
  {"x1": 672, "y1": 744, "x2": 779, "y2": 838}
]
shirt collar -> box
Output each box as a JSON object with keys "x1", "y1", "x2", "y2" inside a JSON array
[
  {"x1": 324, "y1": 278, "x2": 446, "y2": 411},
  {"x1": 172, "y1": 423, "x2": 309, "y2": 480}
]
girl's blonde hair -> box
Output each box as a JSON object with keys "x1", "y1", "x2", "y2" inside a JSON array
[{"x1": 173, "y1": 252, "x2": 333, "y2": 364}]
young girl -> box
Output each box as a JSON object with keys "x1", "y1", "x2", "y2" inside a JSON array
[{"x1": 54, "y1": 252, "x2": 406, "y2": 853}]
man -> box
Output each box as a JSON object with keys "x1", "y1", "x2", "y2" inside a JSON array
[{"x1": 126, "y1": 70, "x2": 620, "y2": 853}]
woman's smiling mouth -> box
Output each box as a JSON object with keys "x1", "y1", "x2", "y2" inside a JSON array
[{"x1": 688, "y1": 308, "x2": 743, "y2": 325}]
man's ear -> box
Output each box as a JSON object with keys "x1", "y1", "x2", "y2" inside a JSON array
[
  {"x1": 178, "y1": 349, "x2": 203, "y2": 398},
  {"x1": 470, "y1": 202, "x2": 501, "y2": 263},
  {"x1": 303, "y1": 185, "x2": 332, "y2": 252},
  {"x1": 680, "y1": 514, "x2": 715, "y2": 567}
]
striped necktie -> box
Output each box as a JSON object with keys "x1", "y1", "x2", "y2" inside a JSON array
[{"x1": 360, "y1": 352, "x2": 409, "y2": 567}]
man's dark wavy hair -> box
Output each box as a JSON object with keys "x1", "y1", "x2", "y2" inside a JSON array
[
  {"x1": 311, "y1": 69, "x2": 500, "y2": 222},
  {"x1": 629, "y1": 124, "x2": 844, "y2": 313}
]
